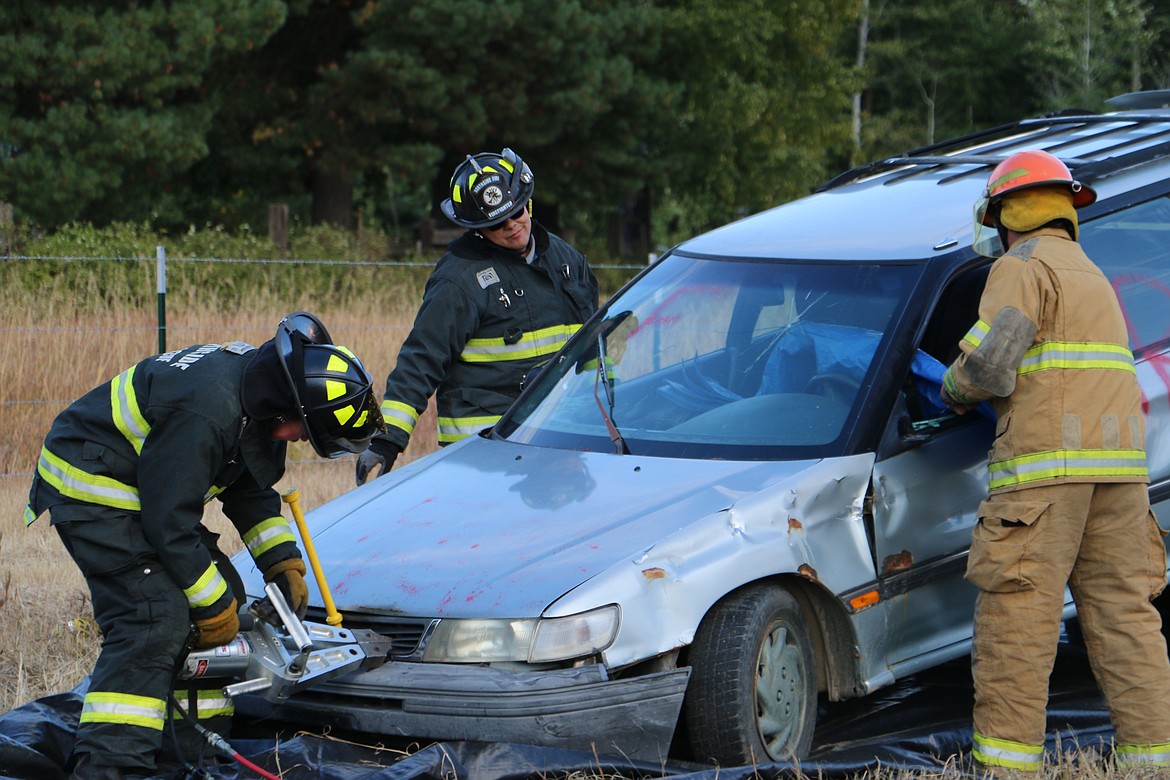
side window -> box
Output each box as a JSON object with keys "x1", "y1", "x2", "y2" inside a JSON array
[
  {"x1": 1080, "y1": 197, "x2": 1170, "y2": 354},
  {"x1": 905, "y1": 266, "x2": 990, "y2": 421}
]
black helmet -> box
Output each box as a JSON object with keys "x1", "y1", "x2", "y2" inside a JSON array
[
  {"x1": 440, "y1": 147, "x2": 534, "y2": 229},
  {"x1": 275, "y1": 311, "x2": 385, "y2": 458}
]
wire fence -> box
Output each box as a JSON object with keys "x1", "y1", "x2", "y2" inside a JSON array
[{"x1": 1, "y1": 252, "x2": 644, "y2": 481}]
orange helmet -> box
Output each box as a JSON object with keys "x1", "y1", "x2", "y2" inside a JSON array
[{"x1": 979, "y1": 150, "x2": 1096, "y2": 226}]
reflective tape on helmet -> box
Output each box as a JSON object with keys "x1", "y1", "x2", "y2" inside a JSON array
[
  {"x1": 243, "y1": 516, "x2": 297, "y2": 559},
  {"x1": 989, "y1": 448, "x2": 1148, "y2": 490},
  {"x1": 111, "y1": 365, "x2": 151, "y2": 455},
  {"x1": 81, "y1": 691, "x2": 166, "y2": 731},
  {"x1": 438, "y1": 414, "x2": 502, "y2": 443},
  {"x1": 381, "y1": 400, "x2": 419, "y2": 436},
  {"x1": 972, "y1": 733, "x2": 1044, "y2": 771},
  {"x1": 184, "y1": 562, "x2": 229, "y2": 610},
  {"x1": 460, "y1": 324, "x2": 581, "y2": 363},
  {"x1": 1116, "y1": 741, "x2": 1170, "y2": 766},
  {"x1": 37, "y1": 446, "x2": 140, "y2": 511}
]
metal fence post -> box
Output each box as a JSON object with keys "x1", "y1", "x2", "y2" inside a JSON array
[{"x1": 156, "y1": 245, "x2": 167, "y2": 353}]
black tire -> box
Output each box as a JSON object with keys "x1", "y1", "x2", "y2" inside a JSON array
[{"x1": 684, "y1": 583, "x2": 817, "y2": 765}]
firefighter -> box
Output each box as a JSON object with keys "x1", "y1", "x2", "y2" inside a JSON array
[
  {"x1": 941, "y1": 150, "x2": 1170, "y2": 775},
  {"x1": 24, "y1": 312, "x2": 384, "y2": 779},
  {"x1": 355, "y1": 147, "x2": 598, "y2": 484}
]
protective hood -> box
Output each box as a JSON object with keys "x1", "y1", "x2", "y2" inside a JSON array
[{"x1": 999, "y1": 186, "x2": 1080, "y2": 239}]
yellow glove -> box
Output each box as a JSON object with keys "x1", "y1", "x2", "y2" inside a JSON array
[
  {"x1": 265, "y1": 558, "x2": 309, "y2": 619},
  {"x1": 193, "y1": 599, "x2": 240, "y2": 650}
]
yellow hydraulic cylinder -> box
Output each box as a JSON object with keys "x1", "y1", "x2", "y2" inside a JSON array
[{"x1": 281, "y1": 487, "x2": 343, "y2": 627}]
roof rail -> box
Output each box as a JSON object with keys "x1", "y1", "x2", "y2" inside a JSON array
[{"x1": 819, "y1": 109, "x2": 1170, "y2": 193}]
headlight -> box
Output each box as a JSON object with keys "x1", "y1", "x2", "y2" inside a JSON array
[{"x1": 422, "y1": 605, "x2": 620, "y2": 663}]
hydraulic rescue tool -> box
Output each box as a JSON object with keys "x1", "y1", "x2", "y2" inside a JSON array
[
  {"x1": 181, "y1": 487, "x2": 389, "y2": 703},
  {"x1": 178, "y1": 581, "x2": 391, "y2": 703}
]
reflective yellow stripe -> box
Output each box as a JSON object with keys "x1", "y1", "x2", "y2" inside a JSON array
[
  {"x1": 381, "y1": 400, "x2": 419, "y2": 436},
  {"x1": 171, "y1": 689, "x2": 235, "y2": 720},
  {"x1": 81, "y1": 691, "x2": 166, "y2": 731},
  {"x1": 23, "y1": 505, "x2": 38, "y2": 527},
  {"x1": 437, "y1": 414, "x2": 501, "y2": 444},
  {"x1": 962, "y1": 320, "x2": 990, "y2": 348},
  {"x1": 1017, "y1": 341, "x2": 1135, "y2": 375},
  {"x1": 204, "y1": 485, "x2": 226, "y2": 504},
  {"x1": 111, "y1": 365, "x2": 151, "y2": 455},
  {"x1": 460, "y1": 324, "x2": 581, "y2": 363},
  {"x1": 972, "y1": 733, "x2": 1043, "y2": 771},
  {"x1": 37, "y1": 446, "x2": 140, "y2": 511},
  {"x1": 1116, "y1": 742, "x2": 1170, "y2": 766},
  {"x1": 989, "y1": 448, "x2": 1147, "y2": 490},
  {"x1": 184, "y1": 562, "x2": 228, "y2": 610},
  {"x1": 243, "y1": 516, "x2": 296, "y2": 558}
]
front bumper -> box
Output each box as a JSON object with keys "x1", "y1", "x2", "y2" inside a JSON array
[{"x1": 235, "y1": 661, "x2": 691, "y2": 762}]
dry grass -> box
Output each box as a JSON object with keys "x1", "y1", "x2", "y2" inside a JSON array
[
  {"x1": 0, "y1": 260, "x2": 438, "y2": 719},
  {"x1": 0, "y1": 261, "x2": 1139, "y2": 779}
]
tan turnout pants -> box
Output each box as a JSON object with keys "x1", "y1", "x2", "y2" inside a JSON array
[{"x1": 968, "y1": 482, "x2": 1170, "y2": 752}]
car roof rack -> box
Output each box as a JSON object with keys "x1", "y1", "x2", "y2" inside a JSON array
[{"x1": 818, "y1": 102, "x2": 1170, "y2": 193}]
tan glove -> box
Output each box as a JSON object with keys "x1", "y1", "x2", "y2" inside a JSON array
[
  {"x1": 193, "y1": 598, "x2": 240, "y2": 649},
  {"x1": 265, "y1": 558, "x2": 309, "y2": 619}
]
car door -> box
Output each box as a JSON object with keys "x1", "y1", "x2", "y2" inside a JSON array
[{"x1": 868, "y1": 264, "x2": 994, "y2": 674}]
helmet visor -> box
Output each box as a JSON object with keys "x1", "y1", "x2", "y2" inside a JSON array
[
  {"x1": 323, "y1": 389, "x2": 385, "y2": 456},
  {"x1": 972, "y1": 195, "x2": 1004, "y2": 258}
]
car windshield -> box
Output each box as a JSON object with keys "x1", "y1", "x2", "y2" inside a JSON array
[{"x1": 496, "y1": 253, "x2": 919, "y2": 460}]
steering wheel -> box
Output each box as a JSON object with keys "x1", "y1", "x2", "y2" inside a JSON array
[{"x1": 804, "y1": 373, "x2": 861, "y2": 405}]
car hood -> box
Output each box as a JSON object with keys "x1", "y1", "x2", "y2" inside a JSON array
[{"x1": 244, "y1": 437, "x2": 827, "y2": 619}]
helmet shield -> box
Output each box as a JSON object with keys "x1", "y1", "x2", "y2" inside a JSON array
[{"x1": 972, "y1": 195, "x2": 1004, "y2": 258}]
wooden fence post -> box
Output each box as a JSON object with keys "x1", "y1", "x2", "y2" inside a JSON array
[
  {"x1": 0, "y1": 203, "x2": 12, "y2": 258},
  {"x1": 268, "y1": 204, "x2": 289, "y2": 253}
]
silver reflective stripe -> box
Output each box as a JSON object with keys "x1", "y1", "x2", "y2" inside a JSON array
[
  {"x1": 989, "y1": 448, "x2": 1147, "y2": 490},
  {"x1": 111, "y1": 365, "x2": 151, "y2": 455},
  {"x1": 972, "y1": 733, "x2": 1043, "y2": 771},
  {"x1": 80, "y1": 692, "x2": 166, "y2": 730},
  {"x1": 437, "y1": 414, "x2": 501, "y2": 443},
  {"x1": 962, "y1": 320, "x2": 990, "y2": 347},
  {"x1": 1017, "y1": 341, "x2": 1136, "y2": 375},
  {"x1": 460, "y1": 324, "x2": 580, "y2": 363},
  {"x1": 243, "y1": 516, "x2": 296, "y2": 558},
  {"x1": 184, "y1": 563, "x2": 228, "y2": 610},
  {"x1": 37, "y1": 446, "x2": 141, "y2": 511},
  {"x1": 1116, "y1": 742, "x2": 1170, "y2": 766},
  {"x1": 381, "y1": 400, "x2": 419, "y2": 436}
]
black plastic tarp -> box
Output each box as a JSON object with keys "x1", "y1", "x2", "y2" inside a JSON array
[{"x1": 0, "y1": 640, "x2": 1121, "y2": 780}]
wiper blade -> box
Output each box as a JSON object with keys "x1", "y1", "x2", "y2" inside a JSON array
[{"x1": 593, "y1": 332, "x2": 629, "y2": 455}]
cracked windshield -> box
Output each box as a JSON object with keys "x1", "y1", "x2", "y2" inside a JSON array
[{"x1": 499, "y1": 254, "x2": 916, "y2": 459}]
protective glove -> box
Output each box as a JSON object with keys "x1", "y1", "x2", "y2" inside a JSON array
[
  {"x1": 355, "y1": 437, "x2": 401, "y2": 486},
  {"x1": 193, "y1": 598, "x2": 240, "y2": 650},
  {"x1": 264, "y1": 557, "x2": 309, "y2": 619}
]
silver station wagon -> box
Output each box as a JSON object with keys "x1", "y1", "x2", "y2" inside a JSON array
[{"x1": 236, "y1": 92, "x2": 1170, "y2": 766}]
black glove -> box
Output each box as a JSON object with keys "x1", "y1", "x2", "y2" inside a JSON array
[{"x1": 355, "y1": 437, "x2": 401, "y2": 486}]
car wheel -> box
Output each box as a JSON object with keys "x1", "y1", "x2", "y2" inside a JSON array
[{"x1": 684, "y1": 583, "x2": 817, "y2": 765}]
